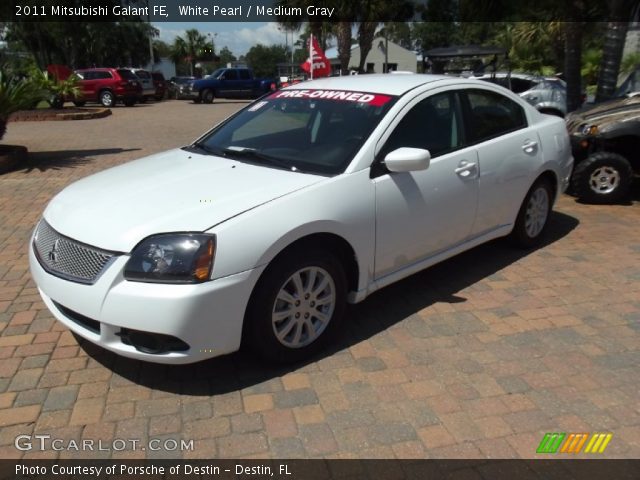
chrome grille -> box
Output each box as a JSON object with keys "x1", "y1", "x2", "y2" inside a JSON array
[{"x1": 33, "y1": 220, "x2": 118, "y2": 284}]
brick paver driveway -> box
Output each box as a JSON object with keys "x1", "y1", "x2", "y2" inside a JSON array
[{"x1": 1, "y1": 100, "x2": 639, "y2": 459}]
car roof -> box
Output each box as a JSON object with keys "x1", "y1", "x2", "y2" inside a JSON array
[
  {"x1": 284, "y1": 74, "x2": 455, "y2": 96},
  {"x1": 76, "y1": 68, "x2": 115, "y2": 72}
]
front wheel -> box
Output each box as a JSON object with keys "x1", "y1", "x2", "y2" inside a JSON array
[
  {"x1": 244, "y1": 249, "x2": 347, "y2": 363},
  {"x1": 511, "y1": 179, "x2": 553, "y2": 248},
  {"x1": 99, "y1": 90, "x2": 115, "y2": 108},
  {"x1": 570, "y1": 152, "x2": 633, "y2": 204},
  {"x1": 201, "y1": 89, "x2": 214, "y2": 104}
]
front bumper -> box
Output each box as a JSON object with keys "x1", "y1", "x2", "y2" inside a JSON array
[{"x1": 29, "y1": 239, "x2": 264, "y2": 364}]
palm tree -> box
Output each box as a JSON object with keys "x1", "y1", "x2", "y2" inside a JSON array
[
  {"x1": 564, "y1": 21, "x2": 584, "y2": 113},
  {"x1": 595, "y1": 0, "x2": 637, "y2": 101},
  {"x1": 171, "y1": 29, "x2": 208, "y2": 76}
]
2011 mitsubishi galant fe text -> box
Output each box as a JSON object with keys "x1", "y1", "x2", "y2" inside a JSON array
[{"x1": 29, "y1": 75, "x2": 574, "y2": 364}]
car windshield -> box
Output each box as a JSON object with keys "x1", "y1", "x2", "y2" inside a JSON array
[{"x1": 193, "y1": 89, "x2": 397, "y2": 175}]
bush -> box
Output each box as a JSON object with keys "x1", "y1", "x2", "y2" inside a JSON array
[
  {"x1": 29, "y1": 69, "x2": 81, "y2": 109},
  {"x1": 0, "y1": 68, "x2": 46, "y2": 140}
]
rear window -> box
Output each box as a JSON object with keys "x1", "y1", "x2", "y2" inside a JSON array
[
  {"x1": 135, "y1": 70, "x2": 151, "y2": 79},
  {"x1": 117, "y1": 69, "x2": 137, "y2": 80},
  {"x1": 152, "y1": 72, "x2": 164, "y2": 81}
]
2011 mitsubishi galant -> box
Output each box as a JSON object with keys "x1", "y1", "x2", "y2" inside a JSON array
[{"x1": 29, "y1": 74, "x2": 573, "y2": 364}]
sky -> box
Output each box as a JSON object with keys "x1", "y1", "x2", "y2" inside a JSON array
[{"x1": 154, "y1": 22, "x2": 299, "y2": 57}]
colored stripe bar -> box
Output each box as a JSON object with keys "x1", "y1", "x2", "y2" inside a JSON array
[
  {"x1": 573, "y1": 433, "x2": 589, "y2": 453},
  {"x1": 537, "y1": 433, "x2": 566, "y2": 453},
  {"x1": 598, "y1": 434, "x2": 613, "y2": 453},
  {"x1": 560, "y1": 434, "x2": 576, "y2": 453},
  {"x1": 584, "y1": 433, "x2": 613, "y2": 453}
]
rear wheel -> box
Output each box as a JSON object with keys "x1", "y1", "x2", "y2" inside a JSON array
[
  {"x1": 244, "y1": 249, "x2": 346, "y2": 363},
  {"x1": 202, "y1": 89, "x2": 214, "y2": 104},
  {"x1": 123, "y1": 97, "x2": 136, "y2": 107},
  {"x1": 511, "y1": 179, "x2": 553, "y2": 248},
  {"x1": 571, "y1": 152, "x2": 633, "y2": 204},
  {"x1": 73, "y1": 100, "x2": 86, "y2": 107},
  {"x1": 99, "y1": 90, "x2": 115, "y2": 108}
]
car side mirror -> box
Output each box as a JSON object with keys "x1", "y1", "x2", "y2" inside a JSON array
[{"x1": 384, "y1": 147, "x2": 431, "y2": 172}]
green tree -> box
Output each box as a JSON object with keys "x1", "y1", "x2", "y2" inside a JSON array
[
  {"x1": 170, "y1": 29, "x2": 209, "y2": 76},
  {"x1": 6, "y1": 20, "x2": 157, "y2": 69},
  {"x1": 218, "y1": 46, "x2": 237, "y2": 67},
  {"x1": 245, "y1": 44, "x2": 288, "y2": 78}
]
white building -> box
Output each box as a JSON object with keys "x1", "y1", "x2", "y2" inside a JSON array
[{"x1": 325, "y1": 37, "x2": 417, "y2": 74}]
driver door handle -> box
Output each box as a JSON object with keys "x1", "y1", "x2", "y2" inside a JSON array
[
  {"x1": 522, "y1": 140, "x2": 538, "y2": 154},
  {"x1": 455, "y1": 161, "x2": 477, "y2": 177}
]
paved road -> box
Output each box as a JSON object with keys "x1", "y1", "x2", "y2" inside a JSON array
[{"x1": 0, "y1": 100, "x2": 639, "y2": 459}]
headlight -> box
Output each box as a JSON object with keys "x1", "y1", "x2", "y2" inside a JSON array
[
  {"x1": 581, "y1": 124, "x2": 598, "y2": 136},
  {"x1": 124, "y1": 233, "x2": 215, "y2": 284}
]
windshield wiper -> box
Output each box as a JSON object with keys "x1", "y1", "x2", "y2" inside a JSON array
[
  {"x1": 184, "y1": 142, "x2": 221, "y2": 156},
  {"x1": 222, "y1": 146, "x2": 300, "y2": 172}
]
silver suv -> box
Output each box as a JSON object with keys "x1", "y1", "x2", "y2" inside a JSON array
[
  {"x1": 121, "y1": 68, "x2": 155, "y2": 103},
  {"x1": 478, "y1": 73, "x2": 567, "y2": 117}
]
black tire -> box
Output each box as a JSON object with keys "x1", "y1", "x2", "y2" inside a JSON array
[
  {"x1": 201, "y1": 89, "x2": 214, "y2": 104},
  {"x1": 193, "y1": 97, "x2": 201, "y2": 104},
  {"x1": 140, "y1": 96, "x2": 148, "y2": 103},
  {"x1": 123, "y1": 98, "x2": 136, "y2": 107},
  {"x1": 73, "y1": 100, "x2": 86, "y2": 107},
  {"x1": 244, "y1": 248, "x2": 347, "y2": 363},
  {"x1": 99, "y1": 90, "x2": 115, "y2": 108},
  {"x1": 570, "y1": 152, "x2": 633, "y2": 204},
  {"x1": 511, "y1": 179, "x2": 553, "y2": 248}
]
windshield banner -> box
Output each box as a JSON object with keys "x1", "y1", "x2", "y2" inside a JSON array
[{"x1": 269, "y1": 89, "x2": 393, "y2": 107}]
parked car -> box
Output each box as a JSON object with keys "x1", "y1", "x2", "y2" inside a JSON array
[
  {"x1": 30, "y1": 74, "x2": 572, "y2": 364},
  {"x1": 119, "y1": 68, "x2": 155, "y2": 102},
  {"x1": 168, "y1": 76, "x2": 196, "y2": 99},
  {"x1": 73, "y1": 68, "x2": 141, "y2": 107},
  {"x1": 478, "y1": 72, "x2": 568, "y2": 117},
  {"x1": 566, "y1": 94, "x2": 640, "y2": 203},
  {"x1": 191, "y1": 67, "x2": 277, "y2": 103},
  {"x1": 151, "y1": 72, "x2": 166, "y2": 100}
]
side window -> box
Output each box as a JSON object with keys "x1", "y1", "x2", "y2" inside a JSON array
[
  {"x1": 510, "y1": 78, "x2": 536, "y2": 93},
  {"x1": 381, "y1": 92, "x2": 461, "y2": 159},
  {"x1": 465, "y1": 89, "x2": 526, "y2": 143},
  {"x1": 223, "y1": 70, "x2": 238, "y2": 80},
  {"x1": 238, "y1": 70, "x2": 250, "y2": 80},
  {"x1": 82, "y1": 71, "x2": 95, "y2": 80},
  {"x1": 96, "y1": 71, "x2": 112, "y2": 79}
]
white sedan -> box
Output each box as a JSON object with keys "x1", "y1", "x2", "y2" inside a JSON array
[{"x1": 29, "y1": 74, "x2": 573, "y2": 364}]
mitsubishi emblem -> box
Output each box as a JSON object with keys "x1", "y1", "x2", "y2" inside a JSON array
[{"x1": 48, "y1": 239, "x2": 60, "y2": 263}]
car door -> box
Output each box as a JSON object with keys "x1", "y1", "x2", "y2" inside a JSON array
[
  {"x1": 220, "y1": 69, "x2": 239, "y2": 97},
  {"x1": 237, "y1": 69, "x2": 254, "y2": 97},
  {"x1": 79, "y1": 71, "x2": 97, "y2": 100},
  {"x1": 460, "y1": 88, "x2": 541, "y2": 235},
  {"x1": 373, "y1": 90, "x2": 479, "y2": 279}
]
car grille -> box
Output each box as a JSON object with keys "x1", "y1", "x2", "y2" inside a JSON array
[{"x1": 33, "y1": 220, "x2": 119, "y2": 284}]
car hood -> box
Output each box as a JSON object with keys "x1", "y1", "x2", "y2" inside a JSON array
[
  {"x1": 43, "y1": 148, "x2": 323, "y2": 252},
  {"x1": 566, "y1": 95, "x2": 640, "y2": 133}
]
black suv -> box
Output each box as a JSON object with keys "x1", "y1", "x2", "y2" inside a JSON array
[{"x1": 566, "y1": 73, "x2": 640, "y2": 204}]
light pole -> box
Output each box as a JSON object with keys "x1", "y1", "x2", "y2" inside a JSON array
[{"x1": 207, "y1": 32, "x2": 218, "y2": 67}]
